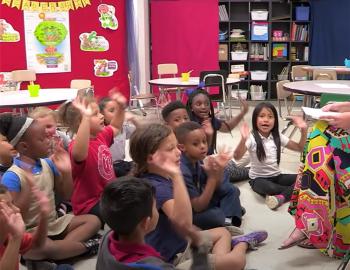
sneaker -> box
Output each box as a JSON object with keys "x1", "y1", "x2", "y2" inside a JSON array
[
  {"x1": 231, "y1": 230, "x2": 268, "y2": 250},
  {"x1": 83, "y1": 236, "x2": 101, "y2": 256},
  {"x1": 225, "y1": 225, "x2": 244, "y2": 236},
  {"x1": 26, "y1": 260, "x2": 57, "y2": 270},
  {"x1": 265, "y1": 195, "x2": 284, "y2": 210}
]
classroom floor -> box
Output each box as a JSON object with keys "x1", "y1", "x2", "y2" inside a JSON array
[{"x1": 20, "y1": 102, "x2": 341, "y2": 270}]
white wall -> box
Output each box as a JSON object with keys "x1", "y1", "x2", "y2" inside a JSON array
[{"x1": 135, "y1": 0, "x2": 150, "y2": 93}]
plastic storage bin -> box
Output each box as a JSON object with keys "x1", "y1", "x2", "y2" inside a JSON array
[
  {"x1": 250, "y1": 91, "x2": 266, "y2": 100},
  {"x1": 231, "y1": 90, "x2": 248, "y2": 100},
  {"x1": 251, "y1": 10, "x2": 268, "y2": 21},
  {"x1": 251, "y1": 71, "x2": 268, "y2": 80},
  {"x1": 295, "y1": 6, "x2": 310, "y2": 21},
  {"x1": 231, "y1": 51, "x2": 248, "y2": 61}
]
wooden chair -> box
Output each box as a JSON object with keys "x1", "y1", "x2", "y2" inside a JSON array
[
  {"x1": 70, "y1": 79, "x2": 92, "y2": 89},
  {"x1": 11, "y1": 70, "x2": 36, "y2": 90},
  {"x1": 128, "y1": 71, "x2": 160, "y2": 118},
  {"x1": 157, "y1": 63, "x2": 180, "y2": 103},
  {"x1": 312, "y1": 69, "x2": 337, "y2": 80},
  {"x1": 291, "y1": 65, "x2": 310, "y2": 81}
]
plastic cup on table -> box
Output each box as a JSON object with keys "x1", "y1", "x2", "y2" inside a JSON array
[
  {"x1": 181, "y1": 72, "x2": 190, "y2": 82},
  {"x1": 28, "y1": 84, "x2": 40, "y2": 97}
]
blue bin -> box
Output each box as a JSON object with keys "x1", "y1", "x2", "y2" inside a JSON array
[{"x1": 295, "y1": 6, "x2": 310, "y2": 21}]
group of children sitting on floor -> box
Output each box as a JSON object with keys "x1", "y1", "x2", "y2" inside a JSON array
[{"x1": 0, "y1": 86, "x2": 307, "y2": 270}]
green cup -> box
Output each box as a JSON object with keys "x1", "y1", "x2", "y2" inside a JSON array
[{"x1": 28, "y1": 84, "x2": 40, "y2": 97}]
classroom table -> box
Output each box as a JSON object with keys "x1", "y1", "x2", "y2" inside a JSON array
[
  {"x1": 0, "y1": 88, "x2": 78, "y2": 109},
  {"x1": 149, "y1": 77, "x2": 241, "y2": 118},
  {"x1": 283, "y1": 80, "x2": 350, "y2": 107}
]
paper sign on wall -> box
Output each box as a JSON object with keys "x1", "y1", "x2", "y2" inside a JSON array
[
  {"x1": 24, "y1": 11, "x2": 71, "y2": 73},
  {"x1": 98, "y1": 4, "x2": 118, "y2": 30},
  {"x1": 0, "y1": 19, "x2": 20, "y2": 42},
  {"x1": 79, "y1": 31, "x2": 109, "y2": 51},
  {"x1": 94, "y1": 59, "x2": 118, "y2": 77}
]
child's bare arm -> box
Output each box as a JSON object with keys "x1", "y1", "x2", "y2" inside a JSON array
[
  {"x1": 0, "y1": 202, "x2": 25, "y2": 270},
  {"x1": 233, "y1": 122, "x2": 249, "y2": 160},
  {"x1": 219, "y1": 99, "x2": 248, "y2": 132},
  {"x1": 149, "y1": 151, "x2": 193, "y2": 228},
  {"x1": 71, "y1": 97, "x2": 93, "y2": 162},
  {"x1": 109, "y1": 90, "x2": 127, "y2": 137},
  {"x1": 51, "y1": 145, "x2": 73, "y2": 200},
  {"x1": 285, "y1": 117, "x2": 308, "y2": 152}
]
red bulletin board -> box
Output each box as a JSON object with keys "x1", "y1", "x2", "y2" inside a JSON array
[{"x1": 0, "y1": 1, "x2": 129, "y2": 100}]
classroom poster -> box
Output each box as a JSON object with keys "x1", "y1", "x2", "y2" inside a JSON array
[{"x1": 24, "y1": 11, "x2": 71, "y2": 73}]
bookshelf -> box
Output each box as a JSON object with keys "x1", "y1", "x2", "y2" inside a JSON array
[{"x1": 218, "y1": 0, "x2": 311, "y2": 99}]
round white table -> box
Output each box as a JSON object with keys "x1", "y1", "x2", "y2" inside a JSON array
[
  {"x1": 283, "y1": 80, "x2": 350, "y2": 107},
  {"x1": 0, "y1": 88, "x2": 78, "y2": 109},
  {"x1": 148, "y1": 77, "x2": 240, "y2": 87}
]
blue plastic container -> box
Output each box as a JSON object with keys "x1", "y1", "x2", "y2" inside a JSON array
[{"x1": 295, "y1": 6, "x2": 310, "y2": 21}]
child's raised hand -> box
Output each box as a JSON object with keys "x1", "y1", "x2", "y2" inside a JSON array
[
  {"x1": 292, "y1": 116, "x2": 307, "y2": 130},
  {"x1": 0, "y1": 202, "x2": 25, "y2": 239},
  {"x1": 240, "y1": 122, "x2": 250, "y2": 140},
  {"x1": 72, "y1": 96, "x2": 93, "y2": 117},
  {"x1": 214, "y1": 145, "x2": 233, "y2": 169},
  {"x1": 109, "y1": 88, "x2": 127, "y2": 109},
  {"x1": 148, "y1": 150, "x2": 180, "y2": 177},
  {"x1": 239, "y1": 98, "x2": 249, "y2": 114},
  {"x1": 201, "y1": 119, "x2": 214, "y2": 137},
  {"x1": 50, "y1": 144, "x2": 72, "y2": 175}
]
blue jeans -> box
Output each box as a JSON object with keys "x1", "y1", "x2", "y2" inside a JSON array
[{"x1": 193, "y1": 175, "x2": 242, "y2": 229}]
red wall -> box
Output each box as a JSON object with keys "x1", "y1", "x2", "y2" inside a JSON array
[
  {"x1": 150, "y1": 0, "x2": 219, "y2": 79},
  {"x1": 0, "y1": 1, "x2": 129, "y2": 99}
]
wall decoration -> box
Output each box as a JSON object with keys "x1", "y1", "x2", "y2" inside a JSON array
[
  {"x1": 98, "y1": 4, "x2": 118, "y2": 30},
  {"x1": 1, "y1": 0, "x2": 91, "y2": 12},
  {"x1": 24, "y1": 11, "x2": 71, "y2": 73},
  {"x1": 94, "y1": 59, "x2": 118, "y2": 77},
  {"x1": 79, "y1": 31, "x2": 109, "y2": 51},
  {"x1": 0, "y1": 19, "x2": 20, "y2": 42}
]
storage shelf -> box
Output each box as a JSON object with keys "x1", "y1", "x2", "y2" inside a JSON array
[{"x1": 217, "y1": 0, "x2": 310, "y2": 100}]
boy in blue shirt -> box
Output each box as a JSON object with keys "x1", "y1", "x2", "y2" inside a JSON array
[{"x1": 175, "y1": 121, "x2": 244, "y2": 229}]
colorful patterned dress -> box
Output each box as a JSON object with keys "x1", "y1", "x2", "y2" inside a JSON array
[{"x1": 288, "y1": 120, "x2": 350, "y2": 258}]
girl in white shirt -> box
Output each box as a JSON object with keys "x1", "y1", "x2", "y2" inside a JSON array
[{"x1": 234, "y1": 102, "x2": 307, "y2": 210}]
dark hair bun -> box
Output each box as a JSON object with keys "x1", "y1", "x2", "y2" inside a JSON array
[{"x1": 0, "y1": 113, "x2": 14, "y2": 138}]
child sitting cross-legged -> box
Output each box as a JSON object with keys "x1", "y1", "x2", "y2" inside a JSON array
[
  {"x1": 0, "y1": 114, "x2": 101, "y2": 267},
  {"x1": 129, "y1": 123, "x2": 268, "y2": 270},
  {"x1": 175, "y1": 121, "x2": 244, "y2": 229}
]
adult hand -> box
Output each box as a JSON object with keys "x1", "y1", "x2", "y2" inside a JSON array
[
  {"x1": 322, "y1": 101, "x2": 350, "y2": 113},
  {"x1": 319, "y1": 112, "x2": 350, "y2": 130}
]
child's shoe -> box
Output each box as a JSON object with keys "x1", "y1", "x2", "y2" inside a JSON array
[
  {"x1": 225, "y1": 225, "x2": 244, "y2": 236},
  {"x1": 265, "y1": 195, "x2": 285, "y2": 210},
  {"x1": 231, "y1": 230, "x2": 268, "y2": 250},
  {"x1": 83, "y1": 235, "x2": 102, "y2": 256}
]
